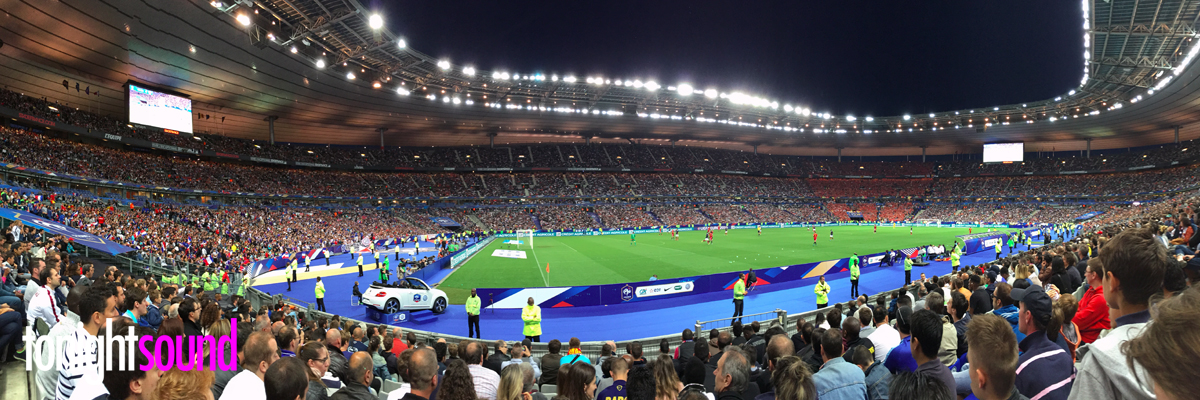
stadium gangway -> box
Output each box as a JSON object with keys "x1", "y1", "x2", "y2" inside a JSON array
[{"x1": 695, "y1": 309, "x2": 788, "y2": 334}]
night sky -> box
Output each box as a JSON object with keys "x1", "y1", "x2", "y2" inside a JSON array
[{"x1": 377, "y1": 1, "x2": 1082, "y2": 117}]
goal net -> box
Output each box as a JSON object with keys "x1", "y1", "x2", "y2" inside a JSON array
[
  {"x1": 915, "y1": 219, "x2": 942, "y2": 226},
  {"x1": 511, "y1": 229, "x2": 535, "y2": 250}
]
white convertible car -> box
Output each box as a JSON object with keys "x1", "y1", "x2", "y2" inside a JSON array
[{"x1": 361, "y1": 277, "x2": 449, "y2": 314}]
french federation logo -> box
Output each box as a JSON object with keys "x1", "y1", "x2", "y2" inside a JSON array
[
  {"x1": 413, "y1": 294, "x2": 423, "y2": 303},
  {"x1": 621, "y1": 285, "x2": 634, "y2": 302}
]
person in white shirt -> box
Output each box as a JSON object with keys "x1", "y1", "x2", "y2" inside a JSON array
[
  {"x1": 35, "y1": 286, "x2": 82, "y2": 400},
  {"x1": 465, "y1": 341, "x2": 500, "y2": 400},
  {"x1": 57, "y1": 284, "x2": 119, "y2": 400},
  {"x1": 866, "y1": 307, "x2": 900, "y2": 364},
  {"x1": 218, "y1": 331, "x2": 279, "y2": 400},
  {"x1": 23, "y1": 260, "x2": 45, "y2": 308},
  {"x1": 28, "y1": 267, "x2": 64, "y2": 328}
]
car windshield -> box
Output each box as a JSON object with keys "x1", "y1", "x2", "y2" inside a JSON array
[{"x1": 406, "y1": 278, "x2": 428, "y2": 290}]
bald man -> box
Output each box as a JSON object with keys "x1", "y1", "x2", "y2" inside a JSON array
[
  {"x1": 325, "y1": 328, "x2": 350, "y2": 380},
  {"x1": 400, "y1": 348, "x2": 439, "y2": 400},
  {"x1": 331, "y1": 352, "x2": 375, "y2": 400}
]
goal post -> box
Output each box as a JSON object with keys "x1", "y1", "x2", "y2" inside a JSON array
[
  {"x1": 915, "y1": 219, "x2": 941, "y2": 226},
  {"x1": 515, "y1": 229, "x2": 535, "y2": 250}
]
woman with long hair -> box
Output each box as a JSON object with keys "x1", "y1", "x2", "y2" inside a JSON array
[
  {"x1": 201, "y1": 319, "x2": 231, "y2": 369},
  {"x1": 154, "y1": 369, "x2": 215, "y2": 400},
  {"x1": 436, "y1": 359, "x2": 478, "y2": 400},
  {"x1": 369, "y1": 336, "x2": 393, "y2": 382},
  {"x1": 299, "y1": 341, "x2": 330, "y2": 400},
  {"x1": 554, "y1": 361, "x2": 597, "y2": 400},
  {"x1": 499, "y1": 364, "x2": 530, "y2": 400},
  {"x1": 652, "y1": 355, "x2": 682, "y2": 400},
  {"x1": 198, "y1": 303, "x2": 220, "y2": 334}
]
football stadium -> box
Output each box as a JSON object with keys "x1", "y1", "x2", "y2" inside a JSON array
[{"x1": 0, "y1": 1, "x2": 1197, "y2": 400}]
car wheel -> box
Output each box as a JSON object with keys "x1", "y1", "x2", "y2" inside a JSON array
[
  {"x1": 384, "y1": 298, "x2": 400, "y2": 314},
  {"x1": 432, "y1": 297, "x2": 447, "y2": 314}
]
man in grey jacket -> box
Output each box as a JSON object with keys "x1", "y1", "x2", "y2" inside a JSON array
[{"x1": 1067, "y1": 228, "x2": 1165, "y2": 400}]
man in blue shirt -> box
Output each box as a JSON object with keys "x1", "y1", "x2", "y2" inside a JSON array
[
  {"x1": 990, "y1": 282, "x2": 1026, "y2": 342},
  {"x1": 1011, "y1": 285, "x2": 1074, "y2": 400},
  {"x1": 884, "y1": 306, "x2": 917, "y2": 374},
  {"x1": 812, "y1": 327, "x2": 867, "y2": 400}
]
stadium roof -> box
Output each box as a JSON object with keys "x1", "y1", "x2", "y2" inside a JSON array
[{"x1": 2, "y1": 0, "x2": 1200, "y2": 154}]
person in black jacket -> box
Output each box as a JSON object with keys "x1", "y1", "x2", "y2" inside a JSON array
[{"x1": 180, "y1": 297, "x2": 203, "y2": 336}]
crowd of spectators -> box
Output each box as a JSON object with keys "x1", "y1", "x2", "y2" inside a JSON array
[
  {"x1": 5, "y1": 189, "x2": 1198, "y2": 400},
  {"x1": 7, "y1": 123, "x2": 1200, "y2": 201},
  {"x1": 808, "y1": 179, "x2": 932, "y2": 198},
  {"x1": 651, "y1": 207, "x2": 713, "y2": 226},
  {"x1": 593, "y1": 205, "x2": 658, "y2": 229}
]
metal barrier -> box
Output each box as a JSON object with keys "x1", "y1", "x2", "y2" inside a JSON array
[{"x1": 694, "y1": 309, "x2": 787, "y2": 334}]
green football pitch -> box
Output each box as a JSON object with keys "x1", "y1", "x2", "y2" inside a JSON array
[{"x1": 438, "y1": 225, "x2": 1017, "y2": 303}]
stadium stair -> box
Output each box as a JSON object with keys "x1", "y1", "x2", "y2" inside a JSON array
[
  {"x1": 531, "y1": 215, "x2": 544, "y2": 230},
  {"x1": 646, "y1": 211, "x2": 665, "y2": 225},
  {"x1": 409, "y1": 310, "x2": 439, "y2": 325},
  {"x1": 697, "y1": 209, "x2": 715, "y2": 221},
  {"x1": 586, "y1": 212, "x2": 606, "y2": 229},
  {"x1": 467, "y1": 214, "x2": 489, "y2": 230}
]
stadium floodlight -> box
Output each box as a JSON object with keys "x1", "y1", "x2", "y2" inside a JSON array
[
  {"x1": 846, "y1": 115, "x2": 856, "y2": 122},
  {"x1": 210, "y1": 1, "x2": 224, "y2": 7},
  {"x1": 437, "y1": 60, "x2": 451, "y2": 70},
  {"x1": 315, "y1": 59, "x2": 326, "y2": 69},
  {"x1": 783, "y1": 104, "x2": 793, "y2": 112},
  {"x1": 903, "y1": 114, "x2": 911, "y2": 121},
  {"x1": 463, "y1": 66, "x2": 475, "y2": 76},
  {"x1": 290, "y1": 46, "x2": 298, "y2": 54},
  {"x1": 800, "y1": 108, "x2": 811, "y2": 116},
  {"x1": 632, "y1": 80, "x2": 643, "y2": 88},
  {"x1": 564, "y1": 76, "x2": 576, "y2": 83},
  {"x1": 644, "y1": 81, "x2": 660, "y2": 90},
  {"x1": 346, "y1": 72, "x2": 355, "y2": 80},
  {"x1": 397, "y1": 39, "x2": 407, "y2": 49},
  {"x1": 677, "y1": 84, "x2": 694, "y2": 95},
  {"x1": 865, "y1": 116, "x2": 874, "y2": 122},
  {"x1": 236, "y1": 14, "x2": 251, "y2": 26},
  {"x1": 368, "y1": 14, "x2": 384, "y2": 30},
  {"x1": 396, "y1": 87, "x2": 409, "y2": 95}
]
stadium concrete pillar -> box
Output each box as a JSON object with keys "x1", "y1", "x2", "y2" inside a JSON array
[
  {"x1": 1086, "y1": 138, "x2": 1092, "y2": 158},
  {"x1": 837, "y1": 147, "x2": 843, "y2": 162},
  {"x1": 488, "y1": 132, "x2": 498, "y2": 147},
  {"x1": 377, "y1": 128, "x2": 388, "y2": 148},
  {"x1": 1176, "y1": 126, "x2": 1181, "y2": 144},
  {"x1": 753, "y1": 144, "x2": 758, "y2": 155},
  {"x1": 264, "y1": 116, "x2": 278, "y2": 144},
  {"x1": 921, "y1": 146, "x2": 926, "y2": 162}
]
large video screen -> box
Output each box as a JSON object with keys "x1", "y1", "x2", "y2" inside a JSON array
[
  {"x1": 983, "y1": 142, "x2": 1024, "y2": 163},
  {"x1": 128, "y1": 84, "x2": 192, "y2": 133}
]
